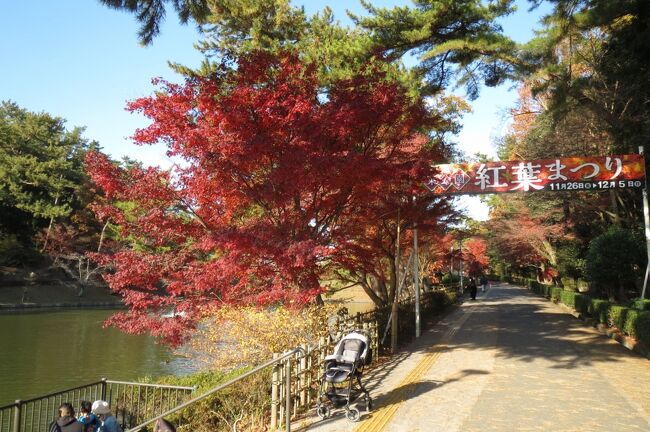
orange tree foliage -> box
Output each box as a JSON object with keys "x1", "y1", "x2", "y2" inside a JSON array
[
  {"x1": 463, "y1": 237, "x2": 489, "y2": 277},
  {"x1": 86, "y1": 52, "x2": 452, "y2": 344},
  {"x1": 487, "y1": 195, "x2": 567, "y2": 281}
]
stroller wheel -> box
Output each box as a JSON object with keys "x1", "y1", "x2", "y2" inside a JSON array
[
  {"x1": 316, "y1": 404, "x2": 330, "y2": 419},
  {"x1": 346, "y1": 407, "x2": 361, "y2": 422},
  {"x1": 366, "y1": 397, "x2": 373, "y2": 412}
]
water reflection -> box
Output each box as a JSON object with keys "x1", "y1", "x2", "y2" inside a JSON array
[{"x1": 0, "y1": 309, "x2": 193, "y2": 406}]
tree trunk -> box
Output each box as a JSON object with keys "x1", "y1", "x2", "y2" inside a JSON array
[
  {"x1": 618, "y1": 275, "x2": 627, "y2": 303},
  {"x1": 609, "y1": 190, "x2": 620, "y2": 225},
  {"x1": 391, "y1": 208, "x2": 401, "y2": 353}
]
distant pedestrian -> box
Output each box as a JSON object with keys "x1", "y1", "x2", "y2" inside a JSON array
[
  {"x1": 480, "y1": 275, "x2": 488, "y2": 292},
  {"x1": 468, "y1": 277, "x2": 478, "y2": 300},
  {"x1": 91, "y1": 401, "x2": 122, "y2": 432},
  {"x1": 48, "y1": 402, "x2": 84, "y2": 432},
  {"x1": 77, "y1": 401, "x2": 99, "y2": 432}
]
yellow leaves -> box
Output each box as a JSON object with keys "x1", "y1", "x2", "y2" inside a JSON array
[
  {"x1": 184, "y1": 304, "x2": 337, "y2": 370},
  {"x1": 610, "y1": 14, "x2": 636, "y2": 32}
]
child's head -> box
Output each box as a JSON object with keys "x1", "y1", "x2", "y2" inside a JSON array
[{"x1": 80, "y1": 401, "x2": 92, "y2": 414}]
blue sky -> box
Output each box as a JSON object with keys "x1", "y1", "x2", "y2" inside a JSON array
[{"x1": 0, "y1": 0, "x2": 551, "y2": 218}]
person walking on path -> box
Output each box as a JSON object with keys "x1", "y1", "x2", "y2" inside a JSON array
[
  {"x1": 480, "y1": 275, "x2": 488, "y2": 293},
  {"x1": 468, "y1": 277, "x2": 478, "y2": 300},
  {"x1": 49, "y1": 402, "x2": 84, "y2": 432}
]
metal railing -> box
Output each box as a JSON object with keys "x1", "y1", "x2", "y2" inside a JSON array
[
  {"x1": 0, "y1": 379, "x2": 194, "y2": 432},
  {"x1": 270, "y1": 320, "x2": 379, "y2": 429},
  {"x1": 125, "y1": 347, "x2": 307, "y2": 432}
]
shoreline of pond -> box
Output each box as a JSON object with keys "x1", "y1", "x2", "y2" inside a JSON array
[{"x1": 0, "y1": 301, "x2": 124, "y2": 313}]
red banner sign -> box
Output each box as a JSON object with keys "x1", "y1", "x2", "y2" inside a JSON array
[{"x1": 427, "y1": 154, "x2": 646, "y2": 195}]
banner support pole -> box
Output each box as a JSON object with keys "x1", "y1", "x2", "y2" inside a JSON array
[{"x1": 640, "y1": 146, "x2": 649, "y2": 300}]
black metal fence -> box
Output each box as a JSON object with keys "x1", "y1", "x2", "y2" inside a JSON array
[{"x1": 0, "y1": 379, "x2": 194, "y2": 432}]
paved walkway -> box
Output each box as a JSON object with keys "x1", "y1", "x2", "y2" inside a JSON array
[{"x1": 299, "y1": 283, "x2": 650, "y2": 432}]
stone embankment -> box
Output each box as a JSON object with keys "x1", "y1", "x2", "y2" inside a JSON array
[{"x1": 0, "y1": 266, "x2": 121, "y2": 310}]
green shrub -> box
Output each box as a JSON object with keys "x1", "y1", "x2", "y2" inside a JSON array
[
  {"x1": 629, "y1": 311, "x2": 650, "y2": 347},
  {"x1": 629, "y1": 299, "x2": 650, "y2": 311},
  {"x1": 441, "y1": 273, "x2": 460, "y2": 284},
  {"x1": 623, "y1": 309, "x2": 643, "y2": 338},
  {"x1": 609, "y1": 305, "x2": 629, "y2": 330},
  {"x1": 588, "y1": 299, "x2": 611, "y2": 324},
  {"x1": 550, "y1": 287, "x2": 563, "y2": 303},
  {"x1": 585, "y1": 226, "x2": 644, "y2": 300},
  {"x1": 573, "y1": 294, "x2": 590, "y2": 316},
  {"x1": 559, "y1": 290, "x2": 578, "y2": 309},
  {"x1": 0, "y1": 234, "x2": 41, "y2": 266},
  {"x1": 137, "y1": 367, "x2": 272, "y2": 432}
]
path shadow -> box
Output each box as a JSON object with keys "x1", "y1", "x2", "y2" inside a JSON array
[
  {"x1": 362, "y1": 369, "x2": 490, "y2": 419},
  {"x1": 413, "y1": 284, "x2": 644, "y2": 369}
]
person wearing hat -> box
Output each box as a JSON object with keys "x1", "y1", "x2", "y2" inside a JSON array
[{"x1": 91, "y1": 401, "x2": 123, "y2": 432}]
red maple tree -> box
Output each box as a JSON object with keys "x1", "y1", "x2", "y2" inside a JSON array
[
  {"x1": 463, "y1": 236, "x2": 490, "y2": 277},
  {"x1": 86, "y1": 52, "x2": 451, "y2": 344}
]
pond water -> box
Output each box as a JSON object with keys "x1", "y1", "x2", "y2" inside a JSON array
[{"x1": 0, "y1": 309, "x2": 193, "y2": 407}]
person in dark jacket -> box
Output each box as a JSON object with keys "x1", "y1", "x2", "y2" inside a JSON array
[
  {"x1": 480, "y1": 275, "x2": 488, "y2": 293},
  {"x1": 468, "y1": 277, "x2": 478, "y2": 300},
  {"x1": 49, "y1": 402, "x2": 84, "y2": 432}
]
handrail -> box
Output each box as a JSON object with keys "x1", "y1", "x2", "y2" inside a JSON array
[
  {"x1": 126, "y1": 346, "x2": 307, "y2": 432},
  {"x1": 105, "y1": 380, "x2": 194, "y2": 391},
  {"x1": 0, "y1": 381, "x2": 104, "y2": 407},
  {"x1": 0, "y1": 380, "x2": 194, "y2": 409}
]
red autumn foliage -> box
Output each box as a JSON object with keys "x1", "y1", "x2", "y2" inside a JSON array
[
  {"x1": 487, "y1": 197, "x2": 566, "y2": 280},
  {"x1": 86, "y1": 52, "x2": 451, "y2": 344},
  {"x1": 463, "y1": 237, "x2": 490, "y2": 277}
]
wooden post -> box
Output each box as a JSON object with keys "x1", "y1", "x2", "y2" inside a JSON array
[
  {"x1": 271, "y1": 354, "x2": 279, "y2": 429},
  {"x1": 285, "y1": 359, "x2": 291, "y2": 432},
  {"x1": 306, "y1": 345, "x2": 313, "y2": 406},
  {"x1": 278, "y1": 358, "x2": 285, "y2": 428},
  {"x1": 374, "y1": 320, "x2": 379, "y2": 360},
  {"x1": 300, "y1": 345, "x2": 307, "y2": 408}
]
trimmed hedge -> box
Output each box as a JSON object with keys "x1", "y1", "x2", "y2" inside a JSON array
[
  {"x1": 630, "y1": 311, "x2": 650, "y2": 344},
  {"x1": 629, "y1": 299, "x2": 650, "y2": 311},
  {"x1": 588, "y1": 299, "x2": 611, "y2": 324},
  {"x1": 550, "y1": 287, "x2": 563, "y2": 303},
  {"x1": 609, "y1": 305, "x2": 628, "y2": 330},
  {"x1": 524, "y1": 282, "x2": 650, "y2": 351}
]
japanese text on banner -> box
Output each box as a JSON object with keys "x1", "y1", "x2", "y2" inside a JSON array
[{"x1": 426, "y1": 154, "x2": 646, "y2": 195}]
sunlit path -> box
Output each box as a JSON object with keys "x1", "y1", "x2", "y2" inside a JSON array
[{"x1": 302, "y1": 283, "x2": 650, "y2": 432}]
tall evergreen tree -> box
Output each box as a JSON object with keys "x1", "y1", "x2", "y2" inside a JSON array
[
  {"x1": 0, "y1": 101, "x2": 96, "y2": 248},
  {"x1": 352, "y1": 0, "x2": 518, "y2": 98}
]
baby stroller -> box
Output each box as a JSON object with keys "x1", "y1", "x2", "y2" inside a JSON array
[{"x1": 316, "y1": 330, "x2": 372, "y2": 422}]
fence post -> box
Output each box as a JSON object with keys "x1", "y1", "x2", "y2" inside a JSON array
[
  {"x1": 100, "y1": 378, "x2": 107, "y2": 401},
  {"x1": 306, "y1": 345, "x2": 313, "y2": 406},
  {"x1": 285, "y1": 359, "x2": 292, "y2": 432},
  {"x1": 300, "y1": 345, "x2": 307, "y2": 408},
  {"x1": 12, "y1": 400, "x2": 21, "y2": 432},
  {"x1": 271, "y1": 354, "x2": 279, "y2": 430},
  {"x1": 278, "y1": 360, "x2": 285, "y2": 429},
  {"x1": 374, "y1": 320, "x2": 379, "y2": 360}
]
